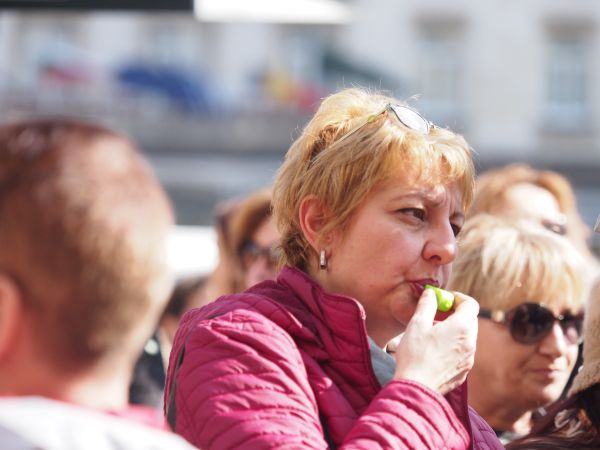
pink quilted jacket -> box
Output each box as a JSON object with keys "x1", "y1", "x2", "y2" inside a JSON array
[{"x1": 165, "y1": 266, "x2": 502, "y2": 450}]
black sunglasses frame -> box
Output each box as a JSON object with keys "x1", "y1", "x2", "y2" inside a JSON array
[
  {"x1": 240, "y1": 241, "x2": 280, "y2": 268},
  {"x1": 479, "y1": 302, "x2": 583, "y2": 345}
]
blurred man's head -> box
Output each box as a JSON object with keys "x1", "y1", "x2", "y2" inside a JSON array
[{"x1": 0, "y1": 120, "x2": 174, "y2": 405}]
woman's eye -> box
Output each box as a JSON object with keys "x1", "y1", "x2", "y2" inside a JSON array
[
  {"x1": 451, "y1": 223, "x2": 462, "y2": 237},
  {"x1": 400, "y1": 208, "x2": 425, "y2": 221}
]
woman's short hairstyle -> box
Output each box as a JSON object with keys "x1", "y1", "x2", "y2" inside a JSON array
[
  {"x1": 226, "y1": 189, "x2": 272, "y2": 291},
  {"x1": 448, "y1": 214, "x2": 589, "y2": 312},
  {"x1": 0, "y1": 120, "x2": 174, "y2": 368},
  {"x1": 469, "y1": 163, "x2": 597, "y2": 258},
  {"x1": 227, "y1": 189, "x2": 272, "y2": 260},
  {"x1": 469, "y1": 163, "x2": 576, "y2": 218},
  {"x1": 272, "y1": 87, "x2": 475, "y2": 270}
]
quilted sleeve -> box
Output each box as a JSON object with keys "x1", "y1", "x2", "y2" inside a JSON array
[
  {"x1": 340, "y1": 380, "x2": 471, "y2": 449},
  {"x1": 171, "y1": 310, "x2": 471, "y2": 450}
]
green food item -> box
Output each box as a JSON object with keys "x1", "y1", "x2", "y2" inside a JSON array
[{"x1": 424, "y1": 284, "x2": 455, "y2": 312}]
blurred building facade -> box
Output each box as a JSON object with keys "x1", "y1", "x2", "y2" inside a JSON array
[{"x1": 0, "y1": 0, "x2": 598, "y2": 234}]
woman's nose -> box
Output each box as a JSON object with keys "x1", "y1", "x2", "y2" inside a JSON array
[
  {"x1": 538, "y1": 323, "x2": 570, "y2": 358},
  {"x1": 422, "y1": 224, "x2": 457, "y2": 265}
]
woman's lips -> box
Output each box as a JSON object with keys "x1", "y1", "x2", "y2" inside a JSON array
[
  {"x1": 530, "y1": 368, "x2": 565, "y2": 382},
  {"x1": 409, "y1": 282, "x2": 425, "y2": 298},
  {"x1": 409, "y1": 280, "x2": 439, "y2": 298}
]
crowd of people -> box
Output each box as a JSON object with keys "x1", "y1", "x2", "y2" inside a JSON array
[{"x1": 0, "y1": 87, "x2": 598, "y2": 450}]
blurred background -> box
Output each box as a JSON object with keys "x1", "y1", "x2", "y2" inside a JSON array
[{"x1": 0, "y1": 0, "x2": 598, "y2": 275}]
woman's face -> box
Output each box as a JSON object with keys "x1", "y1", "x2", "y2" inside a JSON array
[
  {"x1": 471, "y1": 301, "x2": 579, "y2": 415},
  {"x1": 498, "y1": 183, "x2": 567, "y2": 235},
  {"x1": 243, "y1": 216, "x2": 280, "y2": 289},
  {"x1": 320, "y1": 178, "x2": 464, "y2": 345}
]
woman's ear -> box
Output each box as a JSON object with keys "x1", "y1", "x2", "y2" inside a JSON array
[
  {"x1": 298, "y1": 195, "x2": 330, "y2": 252},
  {"x1": 0, "y1": 273, "x2": 24, "y2": 361}
]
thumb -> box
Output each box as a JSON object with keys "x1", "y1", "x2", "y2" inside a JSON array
[{"x1": 406, "y1": 287, "x2": 437, "y2": 333}]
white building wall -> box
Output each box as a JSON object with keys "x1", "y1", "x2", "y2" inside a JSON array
[{"x1": 0, "y1": 2, "x2": 599, "y2": 161}]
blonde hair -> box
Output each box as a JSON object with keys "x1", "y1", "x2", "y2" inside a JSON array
[
  {"x1": 448, "y1": 214, "x2": 589, "y2": 312},
  {"x1": 272, "y1": 87, "x2": 475, "y2": 270}
]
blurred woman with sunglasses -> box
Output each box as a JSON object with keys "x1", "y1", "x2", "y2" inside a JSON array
[
  {"x1": 165, "y1": 88, "x2": 503, "y2": 449},
  {"x1": 469, "y1": 163, "x2": 598, "y2": 269},
  {"x1": 448, "y1": 214, "x2": 590, "y2": 443},
  {"x1": 227, "y1": 188, "x2": 280, "y2": 291},
  {"x1": 202, "y1": 189, "x2": 280, "y2": 302},
  {"x1": 506, "y1": 276, "x2": 600, "y2": 450}
]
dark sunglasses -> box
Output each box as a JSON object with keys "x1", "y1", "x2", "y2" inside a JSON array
[
  {"x1": 479, "y1": 302, "x2": 583, "y2": 345},
  {"x1": 323, "y1": 103, "x2": 434, "y2": 152},
  {"x1": 541, "y1": 218, "x2": 568, "y2": 236},
  {"x1": 240, "y1": 241, "x2": 280, "y2": 268}
]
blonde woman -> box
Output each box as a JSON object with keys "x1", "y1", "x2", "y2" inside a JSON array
[
  {"x1": 507, "y1": 276, "x2": 600, "y2": 450},
  {"x1": 448, "y1": 214, "x2": 590, "y2": 443},
  {"x1": 165, "y1": 89, "x2": 503, "y2": 449}
]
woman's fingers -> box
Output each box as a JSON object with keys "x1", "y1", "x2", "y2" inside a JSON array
[
  {"x1": 405, "y1": 287, "x2": 437, "y2": 333},
  {"x1": 449, "y1": 292, "x2": 480, "y2": 319},
  {"x1": 393, "y1": 290, "x2": 479, "y2": 395}
]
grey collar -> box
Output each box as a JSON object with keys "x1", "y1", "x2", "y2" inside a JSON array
[{"x1": 368, "y1": 336, "x2": 396, "y2": 387}]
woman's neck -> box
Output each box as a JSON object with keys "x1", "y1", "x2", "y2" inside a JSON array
[{"x1": 469, "y1": 382, "x2": 533, "y2": 435}]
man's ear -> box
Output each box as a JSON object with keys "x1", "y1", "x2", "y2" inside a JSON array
[
  {"x1": 298, "y1": 195, "x2": 331, "y2": 252},
  {"x1": 0, "y1": 273, "x2": 24, "y2": 361}
]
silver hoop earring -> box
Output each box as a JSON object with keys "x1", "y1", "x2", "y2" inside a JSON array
[{"x1": 319, "y1": 249, "x2": 327, "y2": 270}]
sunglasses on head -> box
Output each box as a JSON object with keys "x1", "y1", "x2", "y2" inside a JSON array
[
  {"x1": 479, "y1": 302, "x2": 583, "y2": 345},
  {"x1": 323, "y1": 103, "x2": 434, "y2": 152}
]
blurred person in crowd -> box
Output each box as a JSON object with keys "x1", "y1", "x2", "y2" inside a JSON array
[
  {"x1": 0, "y1": 120, "x2": 195, "y2": 449},
  {"x1": 505, "y1": 274, "x2": 600, "y2": 449},
  {"x1": 130, "y1": 274, "x2": 208, "y2": 409},
  {"x1": 203, "y1": 189, "x2": 279, "y2": 299},
  {"x1": 131, "y1": 190, "x2": 278, "y2": 409},
  {"x1": 200, "y1": 196, "x2": 241, "y2": 300},
  {"x1": 164, "y1": 88, "x2": 503, "y2": 449},
  {"x1": 506, "y1": 219, "x2": 600, "y2": 450},
  {"x1": 228, "y1": 189, "x2": 279, "y2": 291},
  {"x1": 469, "y1": 163, "x2": 598, "y2": 267},
  {"x1": 470, "y1": 164, "x2": 597, "y2": 400},
  {"x1": 448, "y1": 214, "x2": 590, "y2": 443}
]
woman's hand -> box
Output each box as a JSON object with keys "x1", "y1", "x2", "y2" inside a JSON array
[{"x1": 392, "y1": 288, "x2": 479, "y2": 395}]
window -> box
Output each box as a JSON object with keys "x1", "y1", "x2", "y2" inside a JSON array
[
  {"x1": 544, "y1": 29, "x2": 591, "y2": 132},
  {"x1": 416, "y1": 21, "x2": 464, "y2": 128}
]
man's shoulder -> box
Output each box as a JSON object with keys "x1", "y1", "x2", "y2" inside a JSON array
[{"x1": 0, "y1": 396, "x2": 196, "y2": 450}]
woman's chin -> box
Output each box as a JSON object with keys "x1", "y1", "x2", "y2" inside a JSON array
[{"x1": 391, "y1": 303, "x2": 418, "y2": 328}]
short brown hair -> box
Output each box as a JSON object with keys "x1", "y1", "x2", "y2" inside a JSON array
[
  {"x1": 0, "y1": 120, "x2": 174, "y2": 368},
  {"x1": 225, "y1": 189, "x2": 272, "y2": 292},
  {"x1": 469, "y1": 163, "x2": 576, "y2": 218},
  {"x1": 227, "y1": 189, "x2": 272, "y2": 260},
  {"x1": 469, "y1": 163, "x2": 598, "y2": 267},
  {"x1": 273, "y1": 87, "x2": 475, "y2": 270}
]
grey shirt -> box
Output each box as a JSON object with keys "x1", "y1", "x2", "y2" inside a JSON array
[{"x1": 368, "y1": 336, "x2": 396, "y2": 387}]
